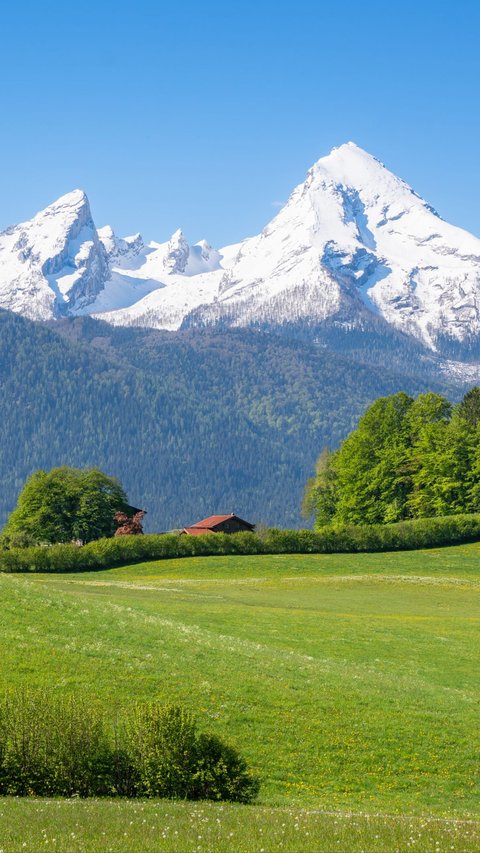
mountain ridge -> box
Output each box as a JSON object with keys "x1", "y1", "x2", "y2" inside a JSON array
[{"x1": 1, "y1": 143, "x2": 480, "y2": 359}]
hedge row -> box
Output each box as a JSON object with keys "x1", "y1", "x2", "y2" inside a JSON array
[
  {"x1": 1, "y1": 513, "x2": 480, "y2": 573},
  {"x1": 0, "y1": 691, "x2": 259, "y2": 801}
]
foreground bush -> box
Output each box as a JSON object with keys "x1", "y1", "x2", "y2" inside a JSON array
[
  {"x1": 0, "y1": 692, "x2": 259, "y2": 802},
  {"x1": 0, "y1": 691, "x2": 114, "y2": 796},
  {"x1": 1, "y1": 513, "x2": 480, "y2": 573},
  {"x1": 124, "y1": 704, "x2": 259, "y2": 802}
]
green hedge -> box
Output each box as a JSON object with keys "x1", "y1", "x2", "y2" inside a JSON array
[
  {"x1": 1, "y1": 513, "x2": 480, "y2": 573},
  {"x1": 0, "y1": 692, "x2": 259, "y2": 801}
]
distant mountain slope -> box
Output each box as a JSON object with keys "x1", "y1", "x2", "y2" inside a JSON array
[
  {"x1": 1, "y1": 144, "x2": 480, "y2": 359},
  {"x1": 0, "y1": 311, "x2": 458, "y2": 531}
]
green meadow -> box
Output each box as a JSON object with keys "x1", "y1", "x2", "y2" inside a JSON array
[
  {"x1": 1, "y1": 799, "x2": 479, "y2": 853},
  {"x1": 1, "y1": 545, "x2": 479, "y2": 850}
]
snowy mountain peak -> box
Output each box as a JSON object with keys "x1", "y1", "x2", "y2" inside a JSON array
[
  {"x1": 188, "y1": 239, "x2": 222, "y2": 273},
  {"x1": 33, "y1": 189, "x2": 95, "y2": 249},
  {"x1": 97, "y1": 225, "x2": 117, "y2": 256},
  {"x1": 195, "y1": 238, "x2": 213, "y2": 258},
  {"x1": 173, "y1": 143, "x2": 480, "y2": 351},
  {"x1": 48, "y1": 187, "x2": 89, "y2": 208},
  {"x1": 0, "y1": 189, "x2": 109, "y2": 320},
  {"x1": 325, "y1": 140, "x2": 379, "y2": 159},
  {"x1": 98, "y1": 226, "x2": 144, "y2": 262},
  {"x1": 34, "y1": 189, "x2": 92, "y2": 224},
  {"x1": 170, "y1": 227, "x2": 185, "y2": 240},
  {"x1": 163, "y1": 228, "x2": 190, "y2": 273},
  {"x1": 1, "y1": 145, "x2": 480, "y2": 359},
  {"x1": 323, "y1": 141, "x2": 377, "y2": 164},
  {"x1": 309, "y1": 142, "x2": 411, "y2": 200},
  {"x1": 40, "y1": 189, "x2": 100, "y2": 241}
]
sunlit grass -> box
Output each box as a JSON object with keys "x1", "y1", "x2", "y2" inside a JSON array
[
  {"x1": 1, "y1": 544, "x2": 479, "y2": 821},
  {"x1": 0, "y1": 799, "x2": 479, "y2": 853}
]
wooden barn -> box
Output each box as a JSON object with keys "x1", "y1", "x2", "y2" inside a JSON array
[{"x1": 182, "y1": 513, "x2": 255, "y2": 536}]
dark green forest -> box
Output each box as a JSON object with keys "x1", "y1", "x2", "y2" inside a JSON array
[
  {"x1": 305, "y1": 389, "x2": 480, "y2": 527},
  {"x1": 0, "y1": 310, "x2": 461, "y2": 531}
]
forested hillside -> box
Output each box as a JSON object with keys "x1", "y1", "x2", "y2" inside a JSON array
[{"x1": 0, "y1": 310, "x2": 458, "y2": 531}]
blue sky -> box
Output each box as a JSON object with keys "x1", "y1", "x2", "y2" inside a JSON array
[{"x1": 1, "y1": 0, "x2": 479, "y2": 246}]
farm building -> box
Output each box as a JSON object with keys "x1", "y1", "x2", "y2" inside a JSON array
[{"x1": 182, "y1": 513, "x2": 255, "y2": 536}]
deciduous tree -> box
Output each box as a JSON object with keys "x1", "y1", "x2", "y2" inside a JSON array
[
  {"x1": 3, "y1": 466, "x2": 128, "y2": 545},
  {"x1": 306, "y1": 388, "x2": 480, "y2": 527}
]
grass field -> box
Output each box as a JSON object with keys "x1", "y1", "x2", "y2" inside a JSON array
[
  {"x1": 1, "y1": 799, "x2": 479, "y2": 852},
  {"x1": 1, "y1": 544, "x2": 479, "y2": 850}
]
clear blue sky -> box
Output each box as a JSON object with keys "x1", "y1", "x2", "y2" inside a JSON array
[{"x1": 1, "y1": 0, "x2": 479, "y2": 246}]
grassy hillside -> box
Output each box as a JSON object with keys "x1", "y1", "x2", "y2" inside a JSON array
[{"x1": 1, "y1": 545, "x2": 479, "y2": 821}]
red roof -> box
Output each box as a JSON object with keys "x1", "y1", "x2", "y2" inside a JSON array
[
  {"x1": 182, "y1": 513, "x2": 255, "y2": 536},
  {"x1": 183, "y1": 526, "x2": 215, "y2": 536},
  {"x1": 183, "y1": 527, "x2": 212, "y2": 536},
  {"x1": 188, "y1": 514, "x2": 238, "y2": 529}
]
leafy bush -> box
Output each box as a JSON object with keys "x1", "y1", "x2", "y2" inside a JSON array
[
  {"x1": 191, "y1": 732, "x2": 260, "y2": 803},
  {"x1": 0, "y1": 692, "x2": 259, "y2": 802},
  {"x1": 0, "y1": 691, "x2": 115, "y2": 796},
  {"x1": 123, "y1": 704, "x2": 198, "y2": 798},
  {"x1": 123, "y1": 703, "x2": 259, "y2": 802}
]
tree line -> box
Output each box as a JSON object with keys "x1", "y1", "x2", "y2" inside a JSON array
[
  {"x1": 2, "y1": 515, "x2": 480, "y2": 573},
  {"x1": 304, "y1": 388, "x2": 480, "y2": 527}
]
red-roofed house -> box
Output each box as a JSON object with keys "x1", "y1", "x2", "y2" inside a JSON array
[{"x1": 183, "y1": 513, "x2": 255, "y2": 536}]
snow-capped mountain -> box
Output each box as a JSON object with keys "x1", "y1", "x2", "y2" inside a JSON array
[
  {"x1": 0, "y1": 190, "x2": 109, "y2": 320},
  {"x1": 1, "y1": 142, "x2": 480, "y2": 356}
]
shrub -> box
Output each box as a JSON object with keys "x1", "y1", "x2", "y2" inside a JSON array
[
  {"x1": 0, "y1": 692, "x2": 259, "y2": 803},
  {"x1": 122, "y1": 703, "x2": 259, "y2": 802},
  {"x1": 191, "y1": 732, "x2": 261, "y2": 803},
  {"x1": 123, "y1": 704, "x2": 198, "y2": 798},
  {"x1": 0, "y1": 691, "x2": 115, "y2": 796}
]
